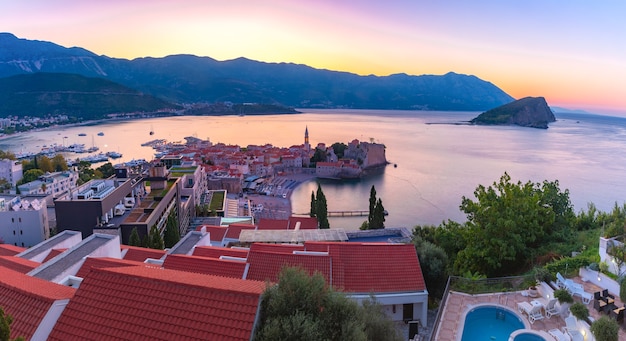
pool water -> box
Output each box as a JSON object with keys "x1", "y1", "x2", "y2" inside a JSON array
[{"x1": 460, "y1": 306, "x2": 524, "y2": 341}]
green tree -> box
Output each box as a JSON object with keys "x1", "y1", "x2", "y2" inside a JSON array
[
  {"x1": 310, "y1": 191, "x2": 317, "y2": 217},
  {"x1": 96, "y1": 162, "x2": 115, "y2": 178},
  {"x1": 19, "y1": 169, "x2": 44, "y2": 184},
  {"x1": 0, "y1": 306, "x2": 24, "y2": 341},
  {"x1": 51, "y1": 154, "x2": 68, "y2": 172},
  {"x1": 414, "y1": 236, "x2": 449, "y2": 299},
  {"x1": 129, "y1": 227, "x2": 141, "y2": 246},
  {"x1": 454, "y1": 172, "x2": 573, "y2": 277},
  {"x1": 38, "y1": 155, "x2": 53, "y2": 173},
  {"x1": 255, "y1": 267, "x2": 401, "y2": 341},
  {"x1": 163, "y1": 214, "x2": 180, "y2": 248},
  {"x1": 370, "y1": 198, "x2": 386, "y2": 229},
  {"x1": 0, "y1": 150, "x2": 16, "y2": 160},
  {"x1": 331, "y1": 142, "x2": 347, "y2": 159},
  {"x1": 368, "y1": 185, "x2": 377, "y2": 225},
  {"x1": 316, "y1": 184, "x2": 329, "y2": 229},
  {"x1": 147, "y1": 225, "x2": 164, "y2": 250},
  {"x1": 590, "y1": 316, "x2": 619, "y2": 341}
]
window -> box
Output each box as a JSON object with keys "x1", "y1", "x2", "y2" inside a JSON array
[{"x1": 403, "y1": 304, "x2": 413, "y2": 321}]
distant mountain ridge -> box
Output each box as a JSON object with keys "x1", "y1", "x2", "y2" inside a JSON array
[{"x1": 0, "y1": 32, "x2": 515, "y2": 111}]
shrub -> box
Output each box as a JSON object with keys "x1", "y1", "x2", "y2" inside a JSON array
[
  {"x1": 533, "y1": 267, "x2": 554, "y2": 284},
  {"x1": 590, "y1": 316, "x2": 619, "y2": 341},
  {"x1": 544, "y1": 256, "x2": 593, "y2": 276},
  {"x1": 569, "y1": 302, "x2": 589, "y2": 321},
  {"x1": 620, "y1": 276, "x2": 626, "y2": 303},
  {"x1": 588, "y1": 262, "x2": 600, "y2": 271},
  {"x1": 554, "y1": 289, "x2": 573, "y2": 304}
]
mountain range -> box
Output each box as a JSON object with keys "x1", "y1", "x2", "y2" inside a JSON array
[{"x1": 0, "y1": 32, "x2": 515, "y2": 117}]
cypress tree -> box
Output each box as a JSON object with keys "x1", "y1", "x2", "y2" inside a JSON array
[
  {"x1": 163, "y1": 214, "x2": 180, "y2": 248},
  {"x1": 0, "y1": 306, "x2": 12, "y2": 341},
  {"x1": 147, "y1": 225, "x2": 164, "y2": 250},
  {"x1": 368, "y1": 185, "x2": 377, "y2": 225},
  {"x1": 371, "y1": 198, "x2": 386, "y2": 229},
  {"x1": 129, "y1": 227, "x2": 141, "y2": 246},
  {"x1": 316, "y1": 184, "x2": 330, "y2": 229},
  {"x1": 310, "y1": 191, "x2": 317, "y2": 217}
]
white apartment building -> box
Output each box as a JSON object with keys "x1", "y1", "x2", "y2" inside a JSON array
[
  {"x1": 0, "y1": 195, "x2": 49, "y2": 248},
  {"x1": 0, "y1": 158, "x2": 23, "y2": 187},
  {"x1": 17, "y1": 171, "x2": 78, "y2": 196}
]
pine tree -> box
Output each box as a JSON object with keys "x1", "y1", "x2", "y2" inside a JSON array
[
  {"x1": 309, "y1": 191, "x2": 317, "y2": 217},
  {"x1": 316, "y1": 184, "x2": 329, "y2": 229},
  {"x1": 129, "y1": 227, "x2": 141, "y2": 246},
  {"x1": 0, "y1": 306, "x2": 11, "y2": 341},
  {"x1": 368, "y1": 185, "x2": 377, "y2": 225},
  {"x1": 163, "y1": 214, "x2": 180, "y2": 248},
  {"x1": 147, "y1": 225, "x2": 164, "y2": 250}
]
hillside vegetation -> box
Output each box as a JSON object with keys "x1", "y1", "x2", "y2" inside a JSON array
[{"x1": 0, "y1": 72, "x2": 179, "y2": 119}]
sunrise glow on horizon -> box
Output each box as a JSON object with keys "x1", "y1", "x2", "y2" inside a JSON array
[{"x1": 2, "y1": 0, "x2": 625, "y2": 115}]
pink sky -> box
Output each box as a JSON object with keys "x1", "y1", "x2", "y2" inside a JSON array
[{"x1": 2, "y1": 0, "x2": 625, "y2": 114}]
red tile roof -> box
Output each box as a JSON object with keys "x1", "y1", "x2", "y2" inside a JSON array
[
  {"x1": 246, "y1": 250, "x2": 331, "y2": 283},
  {"x1": 75, "y1": 257, "x2": 148, "y2": 279},
  {"x1": 196, "y1": 225, "x2": 228, "y2": 242},
  {"x1": 224, "y1": 224, "x2": 255, "y2": 239},
  {"x1": 288, "y1": 216, "x2": 318, "y2": 230},
  {"x1": 163, "y1": 254, "x2": 247, "y2": 279},
  {"x1": 0, "y1": 244, "x2": 26, "y2": 256},
  {"x1": 0, "y1": 256, "x2": 39, "y2": 273},
  {"x1": 249, "y1": 243, "x2": 305, "y2": 254},
  {"x1": 48, "y1": 266, "x2": 265, "y2": 341},
  {"x1": 256, "y1": 218, "x2": 289, "y2": 230},
  {"x1": 42, "y1": 248, "x2": 67, "y2": 262},
  {"x1": 121, "y1": 245, "x2": 166, "y2": 262},
  {"x1": 192, "y1": 246, "x2": 249, "y2": 259},
  {"x1": 308, "y1": 242, "x2": 426, "y2": 293},
  {"x1": 0, "y1": 267, "x2": 75, "y2": 340}
]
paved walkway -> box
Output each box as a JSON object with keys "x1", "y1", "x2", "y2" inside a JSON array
[{"x1": 432, "y1": 276, "x2": 626, "y2": 341}]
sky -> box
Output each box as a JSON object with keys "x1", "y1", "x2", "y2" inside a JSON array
[{"x1": 2, "y1": 0, "x2": 625, "y2": 115}]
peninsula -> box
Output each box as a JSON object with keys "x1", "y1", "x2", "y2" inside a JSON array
[{"x1": 470, "y1": 96, "x2": 556, "y2": 129}]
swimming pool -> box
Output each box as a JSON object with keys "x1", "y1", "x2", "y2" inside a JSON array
[
  {"x1": 460, "y1": 305, "x2": 525, "y2": 341},
  {"x1": 508, "y1": 330, "x2": 550, "y2": 341}
]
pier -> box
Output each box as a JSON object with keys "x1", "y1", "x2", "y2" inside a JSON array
[{"x1": 327, "y1": 210, "x2": 388, "y2": 217}]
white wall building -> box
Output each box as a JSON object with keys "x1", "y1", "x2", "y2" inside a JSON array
[
  {"x1": 0, "y1": 195, "x2": 49, "y2": 248},
  {"x1": 0, "y1": 158, "x2": 23, "y2": 187}
]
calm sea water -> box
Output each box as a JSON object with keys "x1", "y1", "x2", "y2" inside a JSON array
[{"x1": 2, "y1": 109, "x2": 626, "y2": 229}]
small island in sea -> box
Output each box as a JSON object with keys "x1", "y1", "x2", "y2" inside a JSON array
[{"x1": 470, "y1": 96, "x2": 556, "y2": 129}]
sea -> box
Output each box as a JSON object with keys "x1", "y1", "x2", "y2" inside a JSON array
[{"x1": 2, "y1": 109, "x2": 626, "y2": 230}]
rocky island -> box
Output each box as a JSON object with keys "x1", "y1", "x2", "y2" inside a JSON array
[{"x1": 470, "y1": 96, "x2": 556, "y2": 129}]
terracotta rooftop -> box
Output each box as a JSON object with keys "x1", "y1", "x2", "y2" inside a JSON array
[
  {"x1": 192, "y1": 246, "x2": 249, "y2": 259},
  {"x1": 121, "y1": 245, "x2": 166, "y2": 262},
  {"x1": 257, "y1": 218, "x2": 289, "y2": 230},
  {"x1": 0, "y1": 267, "x2": 75, "y2": 340},
  {"x1": 288, "y1": 216, "x2": 318, "y2": 230},
  {"x1": 74, "y1": 257, "x2": 149, "y2": 279},
  {"x1": 42, "y1": 248, "x2": 67, "y2": 263},
  {"x1": 48, "y1": 266, "x2": 265, "y2": 341},
  {"x1": 163, "y1": 254, "x2": 248, "y2": 279},
  {"x1": 249, "y1": 242, "x2": 305, "y2": 254},
  {"x1": 0, "y1": 244, "x2": 26, "y2": 256},
  {"x1": 0, "y1": 255, "x2": 39, "y2": 273},
  {"x1": 196, "y1": 225, "x2": 228, "y2": 243},
  {"x1": 246, "y1": 250, "x2": 332, "y2": 283},
  {"x1": 224, "y1": 224, "x2": 256, "y2": 239}
]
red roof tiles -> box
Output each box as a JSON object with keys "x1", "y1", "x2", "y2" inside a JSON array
[
  {"x1": 249, "y1": 243, "x2": 305, "y2": 254},
  {"x1": 224, "y1": 224, "x2": 255, "y2": 239},
  {"x1": 192, "y1": 246, "x2": 249, "y2": 259},
  {"x1": 256, "y1": 218, "x2": 289, "y2": 230},
  {"x1": 288, "y1": 216, "x2": 318, "y2": 230},
  {"x1": 163, "y1": 254, "x2": 247, "y2": 279},
  {"x1": 42, "y1": 248, "x2": 67, "y2": 262},
  {"x1": 48, "y1": 266, "x2": 265, "y2": 341},
  {"x1": 75, "y1": 257, "x2": 148, "y2": 279},
  {"x1": 0, "y1": 256, "x2": 39, "y2": 273},
  {"x1": 196, "y1": 225, "x2": 228, "y2": 243},
  {"x1": 246, "y1": 250, "x2": 331, "y2": 283},
  {"x1": 121, "y1": 245, "x2": 166, "y2": 262},
  {"x1": 0, "y1": 267, "x2": 75, "y2": 340},
  {"x1": 0, "y1": 244, "x2": 26, "y2": 256}
]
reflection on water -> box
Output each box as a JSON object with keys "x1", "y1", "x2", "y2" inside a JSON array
[{"x1": 2, "y1": 110, "x2": 626, "y2": 229}]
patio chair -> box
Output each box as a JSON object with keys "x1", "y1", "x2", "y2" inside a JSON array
[
  {"x1": 610, "y1": 306, "x2": 625, "y2": 322},
  {"x1": 594, "y1": 291, "x2": 602, "y2": 300},
  {"x1": 548, "y1": 329, "x2": 571, "y2": 341},
  {"x1": 517, "y1": 301, "x2": 533, "y2": 315},
  {"x1": 602, "y1": 289, "x2": 615, "y2": 300},
  {"x1": 556, "y1": 272, "x2": 567, "y2": 289},
  {"x1": 544, "y1": 298, "x2": 559, "y2": 318},
  {"x1": 527, "y1": 304, "x2": 544, "y2": 324},
  {"x1": 594, "y1": 298, "x2": 607, "y2": 312},
  {"x1": 563, "y1": 316, "x2": 583, "y2": 341}
]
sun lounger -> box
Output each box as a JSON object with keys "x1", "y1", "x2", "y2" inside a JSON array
[
  {"x1": 517, "y1": 301, "x2": 533, "y2": 315},
  {"x1": 544, "y1": 298, "x2": 559, "y2": 318},
  {"x1": 548, "y1": 329, "x2": 571, "y2": 341}
]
